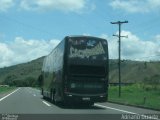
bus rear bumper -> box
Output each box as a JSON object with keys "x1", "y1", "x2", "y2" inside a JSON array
[{"x1": 64, "y1": 92, "x2": 108, "y2": 103}]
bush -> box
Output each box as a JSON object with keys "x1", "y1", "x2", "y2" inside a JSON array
[
  {"x1": 142, "y1": 75, "x2": 160, "y2": 91},
  {"x1": 3, "y1": 75, "x2": 38, "y2": 87}
]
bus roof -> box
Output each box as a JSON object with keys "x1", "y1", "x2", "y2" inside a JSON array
[{"x1": 65, "y1": 35, "x2": 107, "y2": 40}]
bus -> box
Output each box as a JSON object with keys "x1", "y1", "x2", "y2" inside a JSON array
[{"x1": 41, "y1": 35, "x2": 109, "y2": 106}]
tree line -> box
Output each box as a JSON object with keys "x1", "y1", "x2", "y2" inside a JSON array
[{"x1": 1, "y1": 74, "x2": 40, "y2": 87}]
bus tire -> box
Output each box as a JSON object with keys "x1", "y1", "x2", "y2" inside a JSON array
[
  {"x1": 51, "y1": 89, "x2": 55, "y2": 103},
  {"x1": 41, "y1": 88, "x2": 43, "y2": 95}
]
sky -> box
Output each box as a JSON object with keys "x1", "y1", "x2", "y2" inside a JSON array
[{"x1": 0, "y1": 0, "x2": 160, "y2": 68}]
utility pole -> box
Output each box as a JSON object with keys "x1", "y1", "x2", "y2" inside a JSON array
[{"x1": 111, "y1": 21, "x2": 128, "y2": 97}]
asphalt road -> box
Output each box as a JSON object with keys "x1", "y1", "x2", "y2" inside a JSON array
[{"x1": 0, "y1": 87, "x2": 159, "y2": 120}]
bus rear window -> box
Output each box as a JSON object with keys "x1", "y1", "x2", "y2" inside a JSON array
[
  {"x1": 70, "y1": 65, "x2": 106, "y2": 77},
  {"x1": 68, "y1": 38, "x2": 107, "y2": 59}
]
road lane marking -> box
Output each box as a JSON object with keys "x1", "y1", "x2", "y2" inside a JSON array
[
  {"x1": 95, "y1": 104, "x2": 159, "y2": 120},
  {"x1": 42, "y1": 101, "x2": 51, "y2": 106},
  {"x1": 0, "y1": 88, "x2": 20, "y2": 102},
  {"x1": 95, "y1": 104, "x2": 136, "y2": 114}
]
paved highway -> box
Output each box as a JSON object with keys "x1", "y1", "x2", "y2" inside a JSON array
[{"x1": 0, "y1": 87, "x2": 159, "y2": 120}]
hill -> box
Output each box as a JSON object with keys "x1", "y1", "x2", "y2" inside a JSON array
[
  {"x1": 0, "y1": 57, "x2": 160, "y2": 86},
  {"x1": 109, "y1": 60, "x2": 160, "y2": 83},
  {"x1": 0, "y1": 56, "x2": 44, "y2": 86}
]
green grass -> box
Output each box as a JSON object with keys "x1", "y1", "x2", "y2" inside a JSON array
[
  {"x1": 0, "y1": 86, "x2": 16, "y2": 94},
  {"x1": 108, "y1": 84, "x2": 160, "y2": 110}
]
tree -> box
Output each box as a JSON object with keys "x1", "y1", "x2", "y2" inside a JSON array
[
  {"x1": 3, "y1": 75, "x2": 17, "y2": 86},
  {"x1": 143, "y1": 75, "x2": 160, "y2": 90},
  {"x1": 150, "y1": 75, "x2": 160, "y2": 90}
]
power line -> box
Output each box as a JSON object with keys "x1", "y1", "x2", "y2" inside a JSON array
[
  {"x1": 0, "y1": 14, "x2": 57, "y2": 39},
  {"x1": 111, "y1": 21, "x2": 128, "y2": 97}
]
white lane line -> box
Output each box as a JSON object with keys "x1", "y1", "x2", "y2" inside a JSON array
[
  {"x1": 95, "y1": 104, "x2": 159, "y2": 120},
  {"x1": 42, "y1": 101, "x2": 51, "y2": 106},
  {"x1": 95, "y1": 104, "x2": 136, "y2": 114},
  {"x1": 0, "y1": 88, "x2": 20, "y2": 102}
]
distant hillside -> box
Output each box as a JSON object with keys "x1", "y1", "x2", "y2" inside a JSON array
[
  {"x1": 0, "y1": 56, "x2": 44, "y2": 86},
  {"x1": 109, "y1": 60, "x2": 160, "y2": 83},
  {"x1": 0, "y1": 57, "x2": 160, "y2": 86}
]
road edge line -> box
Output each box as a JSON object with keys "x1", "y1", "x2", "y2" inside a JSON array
[
  {"x1": 95, "y1": 104, "x2": 159, "y2": 120},
  {"x1": 95, "y1": 103, "x2": 137, "y2": 114},
  {"x1": 42, "y1": 100, "x2": 51, "y2": 106},
  {"x1": 0, "y1": 88, "x2": 20, "y2": 102}
]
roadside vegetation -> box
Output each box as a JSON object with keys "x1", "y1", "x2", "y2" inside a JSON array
[
  {"x1": 0, "y1": 86, "x2": 16, "y2": 94},
  {"x1": 2, "y1": 75, "x2": 39, "y2": 87},
  {"x1": 0, "y1": 56, "x2": 44, "y2": 87},
  {"x1": 109, "y1": 84, "x2": 160, "y2": 110}
]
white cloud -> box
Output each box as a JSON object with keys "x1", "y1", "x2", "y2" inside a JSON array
[
  {"x1": 0, "y1": 0, "x2": 14, "y2": 12},
  {"x1": 110, "y1": 0, "x2": 160, "y2": 13},
  {"x1": 120, "y1": 31, "x2": 158, "y2": 60},
  {"x1": 0, "y1": 37, "x2": 60, "y2": 68},
  {"x1": 0, "y1": 0, "x2": 94, "y2": 13},
  {"x1": 0, "y1": 43, "x2": 14, "y2": 67},
  {"x1": 1, "y1": 32, "x2": 160, "y2": 68},
  {"x1": 155, "y1": 34, "x2": 160, "y2": 41},
  {"x1": 19, "y1": 0, "x2": 87, "y2": 13},
  {"x1": 100, "y1": 31, "x2": 160, "y2": 61}
]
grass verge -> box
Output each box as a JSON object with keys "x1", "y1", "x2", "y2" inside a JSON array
[
  {"x1": 0, "y1": 86, "x2": 16, "y2": 94},
  {"x1": 108, "y1": 84, "x2": 160, "y2": 110}
]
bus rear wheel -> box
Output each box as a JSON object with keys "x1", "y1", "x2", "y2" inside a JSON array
[{"x1": 50, "y1": 89, "x2": 55, "y2": 103}]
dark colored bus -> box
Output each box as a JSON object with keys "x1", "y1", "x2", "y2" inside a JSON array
[{"x1": 41, "y1": 35, "x2": 109, "y2": 106}]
